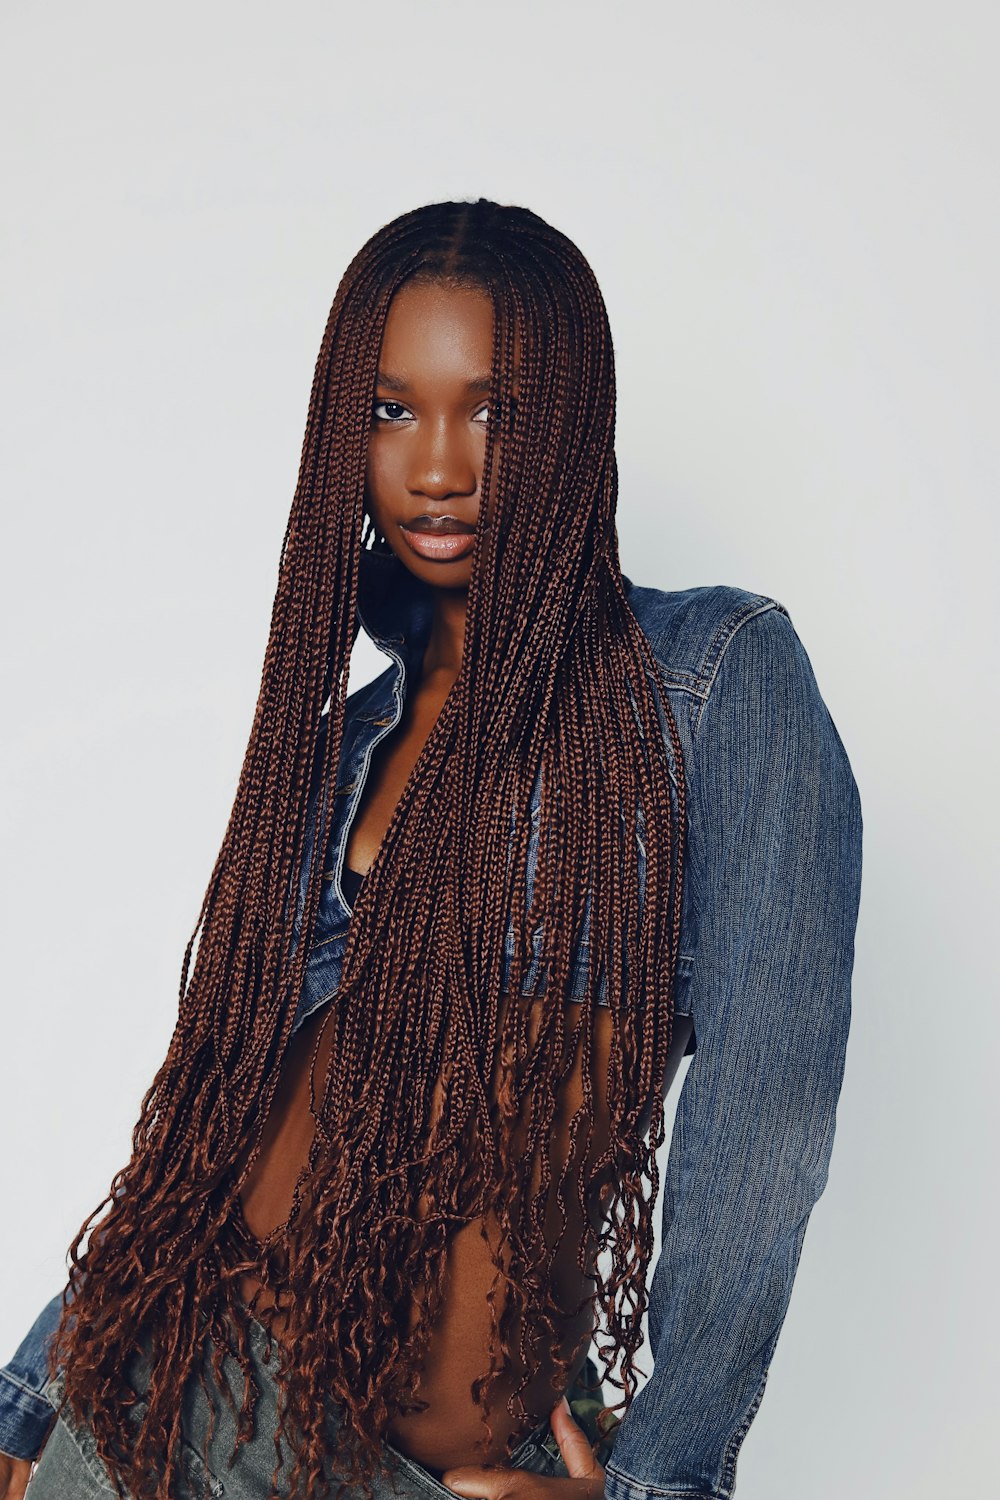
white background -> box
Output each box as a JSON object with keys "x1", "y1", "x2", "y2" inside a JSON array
[{"x1": 2, "y1": 4, "x2": 996, "y2": 1495}]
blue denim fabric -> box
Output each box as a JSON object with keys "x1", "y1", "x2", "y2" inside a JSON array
[
  {"x1": 26, "y1": 1309, "x2": 610, "y2": 1499},
  {"x1": 0, "y1": 548, "x2": 863, "y2": 1499}
]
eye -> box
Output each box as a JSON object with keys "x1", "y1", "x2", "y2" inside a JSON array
[
  {"x1": 474, "y1": 396, "x2": 519, "y2": 426},
  {"x1": 372, "y1": 399, "x2": 413, "y2": 423}
]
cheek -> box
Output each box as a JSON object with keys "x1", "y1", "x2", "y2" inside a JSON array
[
  {"x1": 364, "y1": 437, "x2": 397, "y2": 507},
  {"x1": 364, "y1": 434, "x2": 383, "y2": 484}
]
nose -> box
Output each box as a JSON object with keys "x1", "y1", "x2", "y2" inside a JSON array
[{"x1": 407, "y1": 414, "x2": 479, "y2": 503}]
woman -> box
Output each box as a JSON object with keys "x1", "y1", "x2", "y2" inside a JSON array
[{"x1": 0, "y1": 199, "x2": 863, "y2": 1500}]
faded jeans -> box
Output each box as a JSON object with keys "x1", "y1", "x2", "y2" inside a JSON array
[{"x1": 27, "y1": 1304, "x2": 619, "y2": 1499}]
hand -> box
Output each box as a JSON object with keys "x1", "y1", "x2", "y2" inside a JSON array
[
  {"x1": 0, "y1": 1451, "x2": 33, "y2": 1500},
  {"x1": 441, "y1": 1397, "x2": 606, "y2": 1500}
]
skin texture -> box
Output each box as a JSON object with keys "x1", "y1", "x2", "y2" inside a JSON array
[
  {"x1": 7, "y1": 278, "x2": 691, "y2": 1500},
  {"x1": 443, "y1": 1398, "x2": 607, "y2": 1500},
  {"x1": 0, "y1": 293, "x2": 596, "y2": 1500},
  {"x1": 364, "y1": 278, "x2": 515, "y2": 681},
  {"x1": 0, "y1": 1453, "x2": 31, "y2": 1499},
  {"x1": 363, "y1": 281, "x2": 606, "y2": 1500},
  {"x1": 31, "y1": 201, "x2": 693, "y2": 1500},
  {"x1": 228, "y1": 277, "x2": 620, "y2": 1490}
]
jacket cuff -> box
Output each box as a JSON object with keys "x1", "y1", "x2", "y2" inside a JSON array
[
  {"x1": 0, "y1": 1369, "x2": 57, "y2": 1463},
  {"x1": 604, "y1": 1464, "x2": 727, "y2": 1500}
]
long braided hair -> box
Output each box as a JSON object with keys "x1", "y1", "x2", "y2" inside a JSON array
[{"x1": 46, "y1": 199, "x2": 687, "y2": 1500}]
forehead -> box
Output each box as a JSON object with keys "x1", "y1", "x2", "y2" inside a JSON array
[{"x1": 378, "y1": 280, "x2": 521, "y2": 377}]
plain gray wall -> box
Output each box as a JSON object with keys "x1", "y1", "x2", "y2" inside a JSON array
[{"x1": 2, "y1": 3, "x2": 995, "y2": 1495}]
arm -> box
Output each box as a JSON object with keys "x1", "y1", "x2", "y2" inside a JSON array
[
  {"x1": 603, "y1": 604, "x2": 863, "y2": 1500},
  {"x1": 0, "y1": 1289, "x2": 67, "y2": 1461}
]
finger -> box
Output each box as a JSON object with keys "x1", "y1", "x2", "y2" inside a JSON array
[
  {"x1": 549, "y1": 1398, "x2": 603, "y2": 1480},
  {"x1": 440, "y1": 1463, "x2": 513, "y2": 1499}
]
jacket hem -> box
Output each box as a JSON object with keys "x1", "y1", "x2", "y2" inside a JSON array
[
  {"x1": 603, "y1": 1469, "x2": 727, "y2": 1500},
  {"x1": 0, "y1": 1368, "x2": 57, "y2": 1462}
]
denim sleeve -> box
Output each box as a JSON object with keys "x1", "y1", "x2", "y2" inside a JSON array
[
  {"x1": 0, "y1": 1289, "x2": 66, "y2": 1461},
  {"x1": 603, "y1": 605, "x2": 863, "y2": 1500}
]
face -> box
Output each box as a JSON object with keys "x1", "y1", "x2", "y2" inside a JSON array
[{"x1": 364, "y1": 279, "x2": 519, "y2": 592}]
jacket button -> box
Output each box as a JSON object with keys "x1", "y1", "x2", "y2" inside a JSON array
[{"x1": 336, "y1": 780, "x2": 357, "y2": 795}]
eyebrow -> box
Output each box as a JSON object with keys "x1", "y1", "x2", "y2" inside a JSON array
[{"x1": 375, "y1": 370, "x2": 520, "y2": 392}]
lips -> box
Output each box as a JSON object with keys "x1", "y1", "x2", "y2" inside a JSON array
[
  {"x1": 401, "y1": 517, "x2": 476, "y2": 534},
  {"x1": 399, "y1": 521, "x2": 477, "y2": 563}
]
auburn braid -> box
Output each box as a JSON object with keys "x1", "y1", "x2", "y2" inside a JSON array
[{"x1": 46, "y1": 198, "x2": 687, "y2": 1500}]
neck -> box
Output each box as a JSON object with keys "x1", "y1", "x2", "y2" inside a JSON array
[{"x1": 421, "y1": 586, "x2": 468, "y2": 679}]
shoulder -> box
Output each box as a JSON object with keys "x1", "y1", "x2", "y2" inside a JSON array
[
  {"x1": 623, "y1": 574, "x2": 850, "y2": 776},
  {"x1": 622, "y1": 574, "x2": 802, "y2": 728},
  {"x1": 625, "y1": 577, "x2": 858, "y2": 819}
]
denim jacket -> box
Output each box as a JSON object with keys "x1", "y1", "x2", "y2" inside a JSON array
[{"x1": 0, "y1": 549, "x2": 863, "y2": 1499}]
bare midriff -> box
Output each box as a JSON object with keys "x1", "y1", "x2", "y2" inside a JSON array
[
  {"x1": 229, "y1": 975, "x2": 693, "y2": 1474},
  {"x1": 226, "y1": 659, "x2": 696, "y2": 1474}
]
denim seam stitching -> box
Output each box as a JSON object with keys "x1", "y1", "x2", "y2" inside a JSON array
[
  {"x1": 0, "y1": 1370, "x2": 51, "y2": 1409},
  {"x1": 691, "y1": 600, "x2": 781, "y2": 739},
  {"x1": 697, "y1": 595, "x2": 780, "y2": 689},
  {"x1": 656, "y1": 673, "x2": 707, "y2": 698},
  {"x1": 649, "y1": 664, "x2": 690, "y2": 796},
  {"x1": 311, "y1": 929, "x2": 349, "y2": 948},
  {"x1": 604, "y1": 1464, "x2": 723, "y2": 1500},
  {"x1": 697, "y1": 595, "x2": 779, "y2": 687},
  {"x1": 717, "y1": 1366, "x2": 770, "y2": 1496}
]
